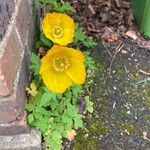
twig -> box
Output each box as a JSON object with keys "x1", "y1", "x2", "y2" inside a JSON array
[
  {"x1": 139, "y1": 69, "x2": 150, "y2": 76},
  {"x1": 108, "y1": 43, "x2": 124, "y2": 75},
  {"x1": 115, "y1": 0, "x2": 121, "y2": 8},
  {"x1": 124, "y1": 65, "x2": 129, "y2": 74},
  {"x1": 102, "y1": 42, "x2": 113, "y2": 58},
  {"x1": 124, "y1": 65, "x2": 134, "y2": 79},
  {"x1": 137, "y1": 78, "x2": 150, "y2": 84},
  {"x1": 143, "y1": 131, "x2": 150, "y2": 142},
  {"x1": 60, "y1": 0, "x2": 65, "y2": 4},
  {"x1": 85, "y1": 86, "x2": 92, "y2": 96},
  {"x1": 111, "y1": 137, "x2": 123, "y2": 150}
]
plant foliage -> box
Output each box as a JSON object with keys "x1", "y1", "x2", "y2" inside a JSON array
[
  {"x1": 29, "y1": 53, "x2": 41, "y2": 77},
  {"x1": 40, "y1": 0, "x2": 75, "y2": 13},
  {"x1": 74, "y1": 23, "x2": 97, "y2": 49},
  {"x1": 84, "y1": 51, "x2": 96, "y2": 70},
  {"x1": 26, "y1": 81, "x2": 90, "y2": 149},
  {"x1": 36, "y1": 32, "x2": 52, "y2": 49},
  {"x1": 26, "y1": 1, "x2": 97, "y2": 149}
]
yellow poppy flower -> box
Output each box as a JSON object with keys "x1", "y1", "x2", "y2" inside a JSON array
[
  {"x1": 39, "y1": 45, "x2": 86, "y2": 93},
  {"x1": 42, "y1": 13, "x2": 75, "y2": 46}
]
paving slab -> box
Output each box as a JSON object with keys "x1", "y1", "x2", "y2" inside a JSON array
[
  {"x1": 69, "y1": 40, "x2": 150, "y2": 150},
  {"x1": 0, "y1": 129, "x2": 41, "y2": 150}
]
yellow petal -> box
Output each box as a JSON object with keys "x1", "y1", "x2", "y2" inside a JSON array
[
  {"x1": 66, "y1": 59, "x2": 86, "y2": 84},
  {"x1": 39, "y1": 45, "x2": 86, "y2": 93},
  {"x1": 42, "y1": 13, "x2": 75, "y2": 46},
  {"x1": 40, "y1": 65, "x2": 72, "y2": 93},
  {"x1": 60, "y1": 13, "x2": 74, "y2": 29},
  {"x1": 51, "y1": 45, "x2": 85, "y2": 63},
  {"x1": 42, "y1": 13, "x2": 56, "y2": 38},
  {"x1": 53, "y1": 30, "x2": 74, "y2": 46}
]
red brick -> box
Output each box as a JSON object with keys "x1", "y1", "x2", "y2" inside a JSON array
[
  {"x1": 0, "y1": 112, "x2": 29, "y2": 135},
  {"x1": 0, "y1": 0, "x2": 38, "y2": 136},
  {"x1": 0, "y1": 52, "x2": 29, "y2": 135},
  {"x1": 0, "y1": 73, "x2": 9, "y2": 95},
  {"x1": 0, "y1": 28, "x2": 22, "y2": 96},
  {"x1": 0, "y1": 0, "x2": 15, "y2": 41},
  {"x1": 15, "y1": 0, "x2": 31, "y2": 43}
]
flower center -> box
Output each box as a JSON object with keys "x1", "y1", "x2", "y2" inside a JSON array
[
  {"x1": 53, "y1": 56, "x2": 70, "y2": 72},
  {"x1": 52, "y1": 26, "x2": 64, "y2": 38}
]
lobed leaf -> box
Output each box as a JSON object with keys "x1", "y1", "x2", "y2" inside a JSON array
[{"x1": 29, "y1": 53, "x2": 41, "y2": 76}]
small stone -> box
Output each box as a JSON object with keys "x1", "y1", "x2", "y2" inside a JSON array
[
  {"x1": 127, "y1": 111, "x2": 130, "y2": 114},
  {"x1": 84, "y1": 133, "x2": 89, "y2": 138},
  {"x1": 125, "y1": 91, "x2": 129, "y2": 94},
  {"x1": 112, "y1": 70, "x2": 116, "y2": 73},
  {"x1": 124, "y1": 129, "x2": 130, "y2": 135},
  {"x1": 113, "y1": 86, "x2": 117, "y2": 90},
  {"x1": 113, "y1": 102, "x2": 116, "y2": 109}
]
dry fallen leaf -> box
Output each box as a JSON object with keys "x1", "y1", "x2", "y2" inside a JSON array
[
  {"x1": 66, "y1": 129, "x2": 77, "y2": 141},
  {"x1": 143, "y1": 131, "x2": 147, "y2": 140},
  {"x1": 102, "y1": 27, "x2": 119, "y2": 42},
  {"x1": 125, "y1": 30, "x2": 138, "y2": 40},
  {"x1": 26, "y1": 82, "x2": 38, "y2": 97},
  {"x1": 88, "y1": 4, "x2": 95, "y2": 15},
  {"x1": 71, "y1": 0, "x2": 132, "y2": 42}
]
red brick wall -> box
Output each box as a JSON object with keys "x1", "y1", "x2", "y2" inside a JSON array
[{"x1": 0, "y1": 0, "x2": 39, "y2": 135}]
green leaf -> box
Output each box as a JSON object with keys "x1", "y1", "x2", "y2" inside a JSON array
[
  {"x1": 131, "y1": 0, "x2": 150, "y2": 37},
  {"x1": 40, "y1": 91, "x2": 56, "y2": 106},
  {"x1": 36, "y1": 107, "x2": 51, "y2": 116},
  {"x1": 50, "y1": 110, "x2": 60, "y2": 117},
  {"x1": 51, "y1": 99, "x2": 60, "y2": 111},
  {"x1": 40, "y1": 0, "x2": 75, "y2": 13},
  {"x1": 84, "y1": 51, "x2": 96, "y2": 70},
  {"x1": 61, "y1": 115, "x2": 70, "y2": 124},
  {"x1": 25, "y1": 104, "x2": 35, "y2": 112},
  {"x1": 34, "y1": 119, "x2": 49, "y2": 133},
  {"x1": 45, "y1": 130, "x2": 62, "y2": 150},
  {"x1": 51, "y1": 131, "x2": 62, "y2": 140},
  {"x1": 29, "y1": 53, "x2": 41, "y2": 76},
  {"x1": 53, "y1": 2, "x2": 75, "y2": 13},
  {"x1": 74, "y1": 23, "x2": 85, "y2": 45},
  {"x1": 35, "y1": 41, "x2": 44, "y2": 49},
  {"x1": 28, "y1": 114, "x2": 34, "y2": 124},
  {"x1": 71, "y1": 84, "x2": 83, "y2": 97},
  {"x1": 74, "y1": 115, "x2": 83, "y2": 129},
  {"x1": 85, "y1": 96, "x2": 94, "y2": 113},
  {"x1": 63, "y1": 96, "x2": 72, "y2": 107},
  {"x1": 65, "y1": 90, "x2": 72, "y2": 101},
  {"x1": 40, "y1": 33, "x2": 52, "y2": 47},
  {"x1": 64, "y1": 105, "x2": 78, "y2": 118},
  {"x1": 65, "y1": 119, "x2": 73, "y2": 130},
  {"x1": 54, "y1": 123, "x2": 64, "y2": 135},
  {"x1": 74, "y1": 23, "x2": 97, "y2": 49},
  {"x1": 59, "y1": 99, "x2": 65, "y2": 114},
  {"x1": 39, "y1": 87, "x2": 63, "y2": 109},
  {"x1": 40, "y1": 93, "x2": 52, "y2": 107}
]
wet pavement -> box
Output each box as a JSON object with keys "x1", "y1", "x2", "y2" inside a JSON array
[{"x1": 72, "y1": 40, "x2": 150, "y2": 150}]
